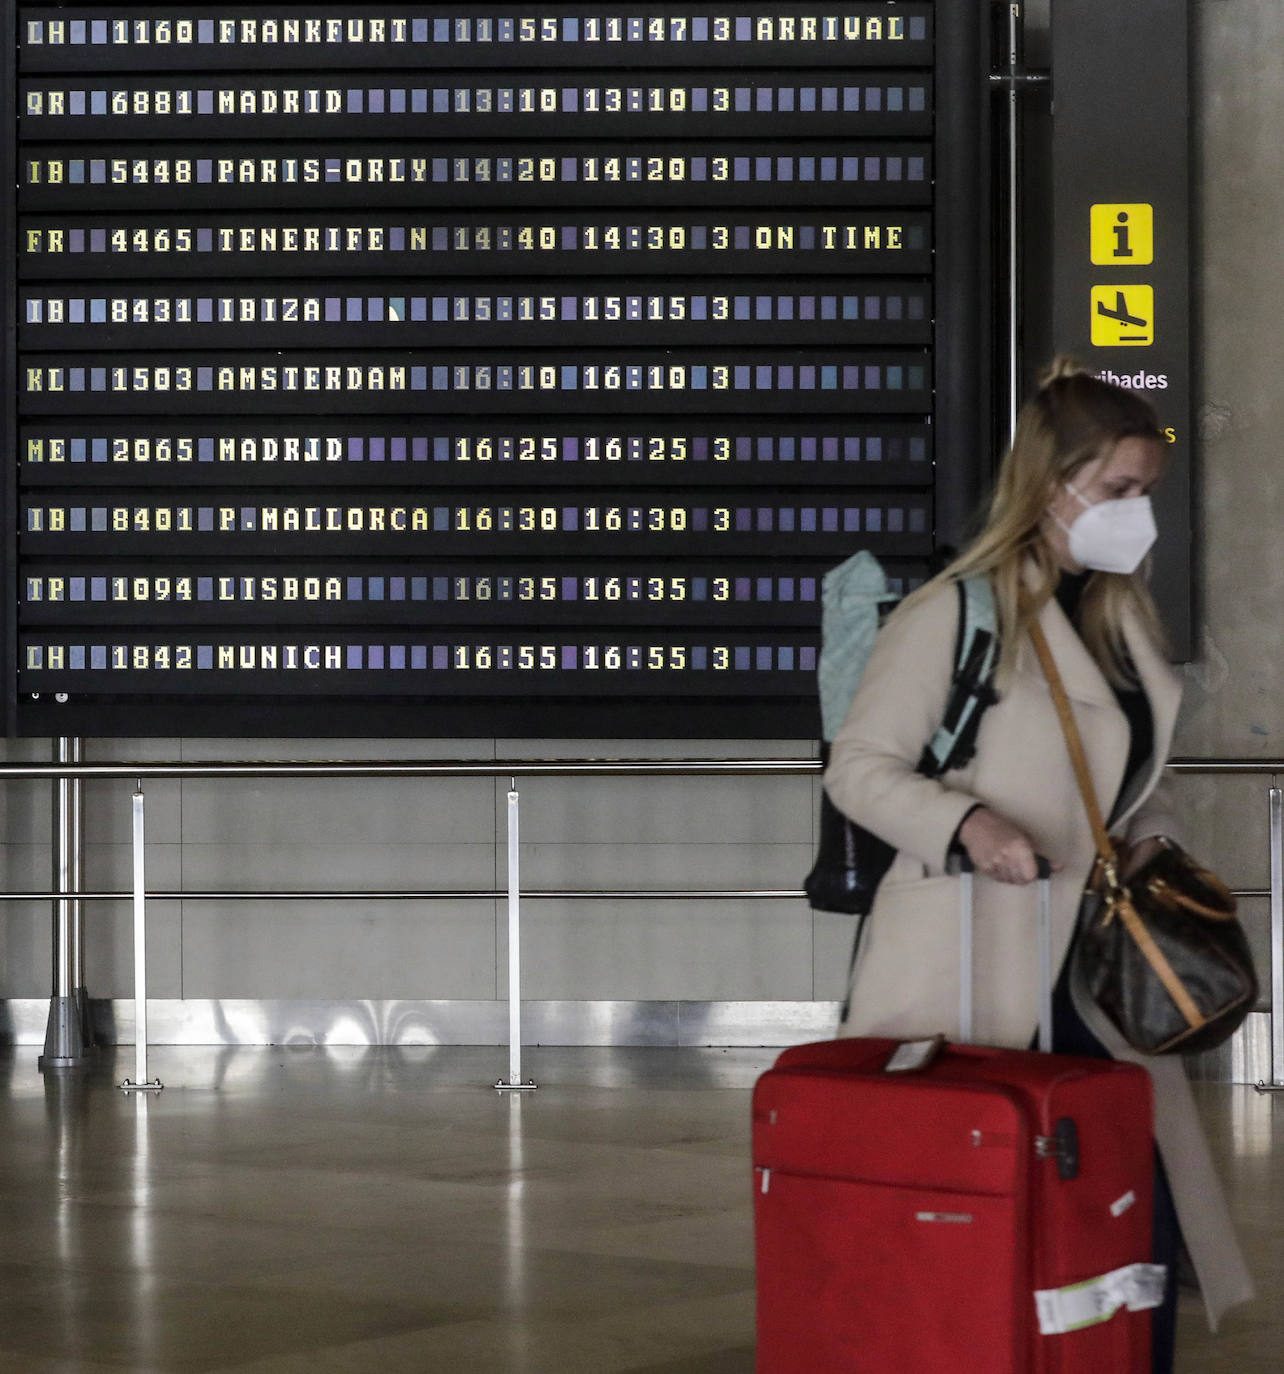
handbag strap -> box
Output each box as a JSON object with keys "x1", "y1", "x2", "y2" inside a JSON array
[
  {"x1": 1028, "y1": 614, "x2": 1207, "y2": 1033},
  {"x1": 1027, "y1": 618, "x2": 1115, "y2": 873}
]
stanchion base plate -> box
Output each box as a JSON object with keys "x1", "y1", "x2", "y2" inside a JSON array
[
  {"x1": 1254, "y1": 1081, "x2": 1284, "y2": 1094},
  {"x1": 121, "y1": 1079, "x2": 164, "y2": 1092},
  {"x1": 494, "y1": 1080, "x2": 538, "y2": 1091}
]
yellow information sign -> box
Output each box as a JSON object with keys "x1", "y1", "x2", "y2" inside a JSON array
[
  {"x1": 1090, "y1": 203, "x2": 1154, "y2": 265},
  {"x1": 1090, "y1": 285, "x2": 1154, "y2": 347}
]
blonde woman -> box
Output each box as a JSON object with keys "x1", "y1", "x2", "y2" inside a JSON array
[{"x1": 824, "y1": 359, "x2": 1252, "y2": 1370}]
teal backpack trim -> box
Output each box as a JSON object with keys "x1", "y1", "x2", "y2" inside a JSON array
[
  {"x1": 816, "y1": 550, "x2": 901, "y2": 742},
  {"x1": 816, "y1": 550, "x2": 998, "y2": 777}
]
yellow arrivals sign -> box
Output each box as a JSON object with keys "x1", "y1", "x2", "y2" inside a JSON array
[
  {"x1": 1090, "y1": 284, "x2": 1154, "y2": 347},
  {"x1": 1090, "y1": 203, "x2": 1154, "y2": 265}
]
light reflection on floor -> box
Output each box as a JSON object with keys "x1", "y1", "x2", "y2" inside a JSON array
[{"x1": 0, "y1": 1046, "x2": 1274, "y2": 1372}]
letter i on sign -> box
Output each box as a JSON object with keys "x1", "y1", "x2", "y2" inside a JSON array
[{"x1": 1090, "y1": 203, "x2": 1153, "y2": 265}]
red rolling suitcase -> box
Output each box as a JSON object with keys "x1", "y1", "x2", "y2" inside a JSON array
[{"x1": 753, "y1": 862, "x2": 1162, "y2": 1373}]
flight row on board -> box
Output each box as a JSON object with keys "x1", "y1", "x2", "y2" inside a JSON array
[
  {"x1": 20, "y1": 568, "x2": 843, "y2": 620},
  {"x1": 20, "y1": 285, "x2": 931, "y2": 348},
  {"x1": 19, "y1": 635, "x2": 823, "y2": 693},
  {"x1": 19, "y1": 356, "x2": 932, "y2": 412},
  {"x1": 18, "y1": 215, "x2": 929, "y2": 279},
  {"x1": 18, "y1": 145, "x2": 929, "y2": 208},
  {"x1": 20, "y1": 426, "x2": 930, "y2": 475},
  {"x1": 20, "y1": 496, "x2": 930, "y2": 545},
  {"x1": 19, "y1": 7, "x2": 933, "y2": 69},
  {"x1": 21, "y1": 75, "x2": 929, "y2": 133}
]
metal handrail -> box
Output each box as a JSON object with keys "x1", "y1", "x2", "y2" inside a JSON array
[
  {"x1": 0, "y1": 758, "x2": 821, "y2": 780},
  {"x1": 4, "y1": 753, "x2": 1281, "y2": 1088},
  {"x1": 1168, "y1": 759, "x2": 1284, "y2": 774},
  {"x1": 0, "y1": 887, "x2": 807, "y2": 902},
  {"x1": 1, "y1": 753, "x2": 1282, "y2": 780},
  {"x1": 0, "y1": 755, "x2": 1278, "y2": 906}
]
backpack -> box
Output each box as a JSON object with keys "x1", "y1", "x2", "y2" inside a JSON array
[{"x1": 803, "y1": 551, "x2": 1000, "y2": 915}]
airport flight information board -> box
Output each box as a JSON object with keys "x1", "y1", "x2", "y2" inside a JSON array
[{"x1": 6, "y1": 3, "x2": 990, "y2": 737}]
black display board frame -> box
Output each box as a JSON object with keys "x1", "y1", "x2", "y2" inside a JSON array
[{"x1": 5, "y1": 2, "x2": 994, "y2": 738}]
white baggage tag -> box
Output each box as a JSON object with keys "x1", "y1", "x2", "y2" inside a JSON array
[
  {"x1": 883, "y1": 1035, "x2": 945, "y2": 1074},
  {"x1": 1034, "y1": 1263, "x2": 1168, "y2": 1335}
]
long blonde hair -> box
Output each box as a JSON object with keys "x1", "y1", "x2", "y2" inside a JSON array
[{"x1": 913, "y1": 356, "x2": 1168, "y2": 685}]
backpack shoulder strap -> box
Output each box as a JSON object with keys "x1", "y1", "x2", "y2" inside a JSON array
[{"x1": 917, "y1": 575, "x2": 1000, "y2": 777}]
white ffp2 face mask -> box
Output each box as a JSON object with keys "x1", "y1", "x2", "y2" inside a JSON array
[{"x1": 1055, "y1": 482, "x2": 1158, "y2": 575}]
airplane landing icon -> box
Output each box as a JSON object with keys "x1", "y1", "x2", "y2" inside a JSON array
[{"x1": 1090, "y1": 285, "x2": 1154, "y2": 346}]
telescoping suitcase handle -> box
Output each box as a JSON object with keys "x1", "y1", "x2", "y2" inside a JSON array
[{"x1": 957, "y1": 854, "x2": 1055, "y2": 1052}]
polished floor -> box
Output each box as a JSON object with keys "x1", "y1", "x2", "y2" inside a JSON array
[{"x1": 0, "y1": 1045, "x2": 1276, "y2": 1372}]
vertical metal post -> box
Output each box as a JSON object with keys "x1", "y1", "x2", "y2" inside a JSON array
[
  {"x1": 496, "y1": 783, "x2": 535, "y2": 1090},
  {"x1": 932, "y1": 0, "x2": 990, "y2": 547},
  {"x1": 69, "y1": 738, "x2": 88, "y2": 1046},
  {"x1": 507, "y1": 787, "x2": 521, "y2": 1085},
  {"x1": 1004, "y1": 2, "x2": 1022, "y2": 443},
  {"x1": 1036, "y1": 865, "x2": 1054, "y2": 1054},
  {"x1": 122, "y1": 782, "x2": 161, "y2": 1092},
  {"x1": 959, "y1": 867, "x2": 973, "y2": 1042},
  {"x1": 39, "y1": 739, "x2": 85, "y2": 1070},
  {"x1": 1265, "y1": 789, "x2": 1284, "y2": 1090},
  {"x1": 54, "y1": 744, "x2": 72, "y2": 1003}
]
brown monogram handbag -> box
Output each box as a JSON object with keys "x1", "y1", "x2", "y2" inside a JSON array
[{"x1": 1030, "y1": 621, "x2": 1258, "y2": 1055}]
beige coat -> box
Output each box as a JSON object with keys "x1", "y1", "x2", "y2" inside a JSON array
[{"x1": 824, "y1": 576, "x2": 1254, "y2": 1330}]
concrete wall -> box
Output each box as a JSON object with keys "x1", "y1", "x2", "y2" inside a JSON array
[{"x1": 1161, "y1": 0, "x2": 1284, "y2": 979}]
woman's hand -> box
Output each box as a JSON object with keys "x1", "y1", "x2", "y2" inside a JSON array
[{"x1": 958, "y1": 807, "x2": 1063, "y2": 885}]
